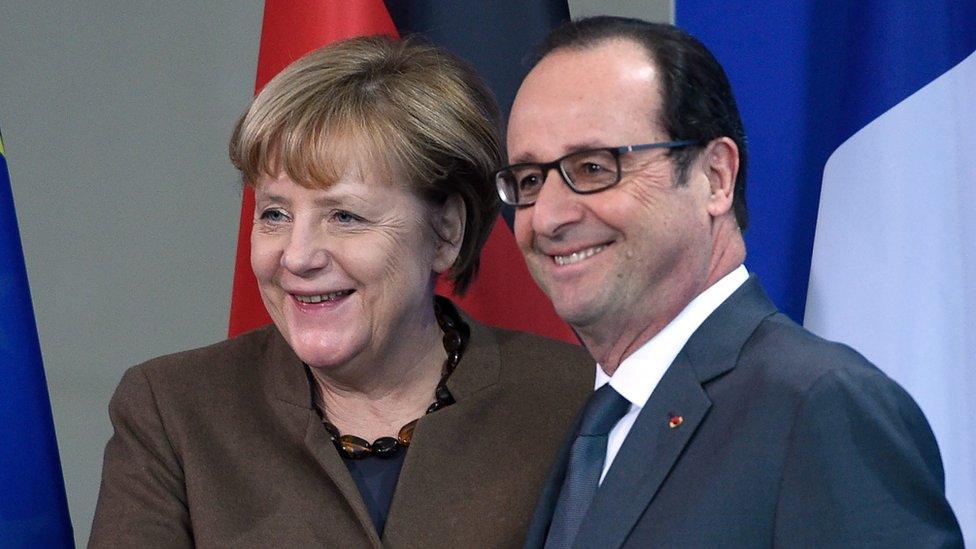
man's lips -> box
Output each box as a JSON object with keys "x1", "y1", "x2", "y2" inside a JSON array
[{"x1": 546, "y1": 244, "x2": 610, "y2": 266}]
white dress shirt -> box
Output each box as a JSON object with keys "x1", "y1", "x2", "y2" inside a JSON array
[{"x1": 594, "y1": 265, "x2": 749, "y2": 483}]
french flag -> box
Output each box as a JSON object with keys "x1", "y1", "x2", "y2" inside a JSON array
[{"x1": 679, "y1": 2, "x2": 976, "y2": 543}]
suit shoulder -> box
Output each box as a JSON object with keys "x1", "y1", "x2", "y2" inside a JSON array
[{"x1": 744, "y1": 313, "x2": 889, "y2": 391}]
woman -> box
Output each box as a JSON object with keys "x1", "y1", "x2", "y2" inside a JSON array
[{"x1": 89, "y1": 36, "x2": 592, "y2": 547}]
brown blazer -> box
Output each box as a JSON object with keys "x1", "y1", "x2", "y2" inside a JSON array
[{"x1": 89, "y1": 312, "x2": 592, "y2": 548}]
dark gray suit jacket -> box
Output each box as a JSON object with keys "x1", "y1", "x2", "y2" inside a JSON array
[
  {"x1": 525, "y1": 277, "x2": 962, "y2": 548},
  {"x1": 90, "y1": 311, "x2": 592, "y2": 548}
]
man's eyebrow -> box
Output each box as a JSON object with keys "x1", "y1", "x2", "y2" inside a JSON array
[{"x1": 509, "y1": 141, "x2": 614, "y2": 164}]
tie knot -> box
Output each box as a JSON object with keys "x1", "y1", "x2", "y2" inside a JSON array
[{"x1": 578, "y1": 384, "x2": 630, "y2": 436}]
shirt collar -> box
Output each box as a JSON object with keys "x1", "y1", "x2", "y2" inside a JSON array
[{"x1": 595, "y1": 265, "x2": 749, "y2": 407}]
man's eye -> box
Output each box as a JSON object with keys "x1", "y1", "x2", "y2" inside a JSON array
[
  {"x1": 582, "y1": 162, "x2": 606, "y2": 173},
  {"x1": 519, "y1": 174, "x2": 542, "y2": 190}
]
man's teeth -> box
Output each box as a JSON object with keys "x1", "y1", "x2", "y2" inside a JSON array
[
  {"x1": 294, "y1": 290, "x2": 353, "y2": 304},
  {"x1": 553, "y1": 245, "x2": 607, "y2": 266}
]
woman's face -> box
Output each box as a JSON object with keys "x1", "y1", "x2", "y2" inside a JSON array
[{"x1": 251, "y1": 168, "x2": 460, "y2": 372}]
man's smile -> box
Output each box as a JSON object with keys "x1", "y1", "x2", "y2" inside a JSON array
[{"x1": 551, "y1": 244, "x2": 610, "y2": 266}]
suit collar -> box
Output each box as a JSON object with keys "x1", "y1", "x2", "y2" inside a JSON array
[{"x1": 682, "y1": 275, "x2": 778, "y2": 383}]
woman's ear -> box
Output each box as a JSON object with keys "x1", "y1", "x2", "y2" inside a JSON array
[{"x1": 431, "y1": 193, "x2": 466, "y2": 274}]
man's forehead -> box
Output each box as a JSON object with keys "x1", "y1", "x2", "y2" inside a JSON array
[{"x1": 507, "y1": 40, "x2": 664, "y2": 161}]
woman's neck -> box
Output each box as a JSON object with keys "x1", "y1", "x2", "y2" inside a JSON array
[{"x1": 311, "y1": 320, "x2": 446, "y2": 442}]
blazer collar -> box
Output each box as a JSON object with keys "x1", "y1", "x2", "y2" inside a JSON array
[
  {"x1": 260, "y1": 301, "x2": 503, "y2": 546},
  {"x1": 443, "y1": 302, "x2": 502, "y2": 399},
  {"x1": 266, "y1": 299, "x2": 502, "y2": 409}
]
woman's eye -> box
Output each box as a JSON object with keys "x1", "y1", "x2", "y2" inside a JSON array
[
  {"x1": 333, "y1": 210, "x2": 362, "y2": 223},
  {"x1": 260, "y1": 208, "x2": 289, "y2": 223}
]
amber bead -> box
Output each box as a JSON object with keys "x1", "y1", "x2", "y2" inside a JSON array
[
  {"x1": 337, "y1": 435, "x2": 371, "y2": 459},
  {"x1": 398, "y1": 419, "x2": 418, "y2": 445},
  {"x1": 372, "y1": 437, "x2": 401, "y2": 458},
  {"x1": 322, "y1": 421, "x2": 341, "y2": 441}
]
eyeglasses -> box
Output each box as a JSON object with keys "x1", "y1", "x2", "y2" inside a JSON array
[{"x1": 494, "y1": 140, "x2": 697, "y2": 206}]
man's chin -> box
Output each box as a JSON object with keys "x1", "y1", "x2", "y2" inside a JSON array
[{"x1": 550, "y1": 295, "x2": 605, "y2": 331}]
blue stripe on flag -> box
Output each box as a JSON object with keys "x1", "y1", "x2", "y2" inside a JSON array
[{"x1": 676, "y1": 1, "x2": 976, "y2": 323}]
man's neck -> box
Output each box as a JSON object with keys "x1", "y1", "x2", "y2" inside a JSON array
[{"x1": 583, "y1": 259, "x2": 747, "y2": 375}]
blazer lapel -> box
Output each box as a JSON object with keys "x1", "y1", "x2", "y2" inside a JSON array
[
  {"x1": 382, "y1": 309, "x2": 502, "y2": 542},
  {"x1": 264, "y1": 326, "x2": 382, "y2": 547}
]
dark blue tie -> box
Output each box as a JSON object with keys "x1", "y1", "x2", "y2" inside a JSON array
[{"x1": 545, "y1": 384, "x2": 631, "y2": 549}]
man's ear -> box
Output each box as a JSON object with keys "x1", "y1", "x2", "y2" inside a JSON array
[
  {"x1": 431, "y1": 193, "x2": 466, "y2": 274},
  {"x1": 704, "y1": 137, "x2": 739, "y2": 218}
]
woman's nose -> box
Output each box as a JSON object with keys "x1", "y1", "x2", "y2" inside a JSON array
[{"x1": 280, "y1": 223, "x2": 330, "y2": 276}]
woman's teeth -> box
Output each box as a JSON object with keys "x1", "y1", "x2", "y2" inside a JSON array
[{"x1": 294, "y1": 290, "x2": 354, "y2": 304}]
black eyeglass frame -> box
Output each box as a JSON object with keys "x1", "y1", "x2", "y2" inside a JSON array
[{"x1": 494, "y1": 139, "x2": 698, "y2": 206}]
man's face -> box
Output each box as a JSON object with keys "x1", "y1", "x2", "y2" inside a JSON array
[{"x1": 509, "y1": 40, "x2": 716, "y2": 339}]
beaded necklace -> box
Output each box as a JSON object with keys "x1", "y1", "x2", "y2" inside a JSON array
[{"x1": 319, "y1": 298, "x2": 468, "y2": 459}]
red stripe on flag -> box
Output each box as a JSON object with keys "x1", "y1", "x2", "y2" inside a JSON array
[{"x1": 229, "y1": 1, "x2": 576, "y2": 345}]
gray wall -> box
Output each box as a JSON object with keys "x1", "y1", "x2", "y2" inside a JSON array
[{"x1": 0, "y1": 1, "x2": 669, "y2": 544}]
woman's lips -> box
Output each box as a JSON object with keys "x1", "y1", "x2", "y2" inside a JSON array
[
  {"x1": 289, "y1": 290, "x2": 356, "y2": 312},
  {"x1": 292, "y1": 289, "x2": 355, "y2": 304}
]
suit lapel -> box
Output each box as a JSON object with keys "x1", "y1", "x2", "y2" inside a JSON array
[
  {"x1": 263, "y1": 326, "x2": 382, "y2": 547},
  {"x1": 574, "y1": 352, "x2": 711, "y2": 549},
  {"x1": 574, "y1": 276, "x2": 778, "y2": 548}
]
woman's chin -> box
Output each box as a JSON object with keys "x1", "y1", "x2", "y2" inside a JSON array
[{"x1": 285, "y1": 328, "x2": 365, "y2": 371}]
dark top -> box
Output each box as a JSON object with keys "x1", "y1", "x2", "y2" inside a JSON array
[{"x1": 344, "y1": 452, "x2": 407, "y2": 535}]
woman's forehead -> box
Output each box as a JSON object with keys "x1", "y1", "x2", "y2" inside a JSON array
[{"x1": 267, "y1": 128, "x2": 405, "y2": 190}]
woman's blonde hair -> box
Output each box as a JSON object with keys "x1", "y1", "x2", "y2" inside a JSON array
[{"x1": 229, "y1": 35, "x2": 502, "y2": 293}]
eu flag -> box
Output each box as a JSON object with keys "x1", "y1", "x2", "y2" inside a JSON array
[{"x1": 0, "y1": 130, "x2": 74, "y2": 546}]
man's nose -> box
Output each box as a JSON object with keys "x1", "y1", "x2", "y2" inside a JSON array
[{"x1": 530, "y1": 168, "x2": 585, "y2": 236}]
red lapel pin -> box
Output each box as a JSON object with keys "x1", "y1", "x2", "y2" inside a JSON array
[{"x1": 668, "y1": 414, "x2": 683, "y2": 429}]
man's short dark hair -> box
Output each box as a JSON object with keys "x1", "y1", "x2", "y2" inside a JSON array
[{"x1": 535, "y1": 17, "x2": 749, "y2": 230}]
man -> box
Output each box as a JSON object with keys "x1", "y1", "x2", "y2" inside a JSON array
[{"x1": 497, "y1": 17, "x2": 963, "y2": 548}]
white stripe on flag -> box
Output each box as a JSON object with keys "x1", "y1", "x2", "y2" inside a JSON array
[{"x1": 806, "y1": 51, "x2": 976, "y2": 540}]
